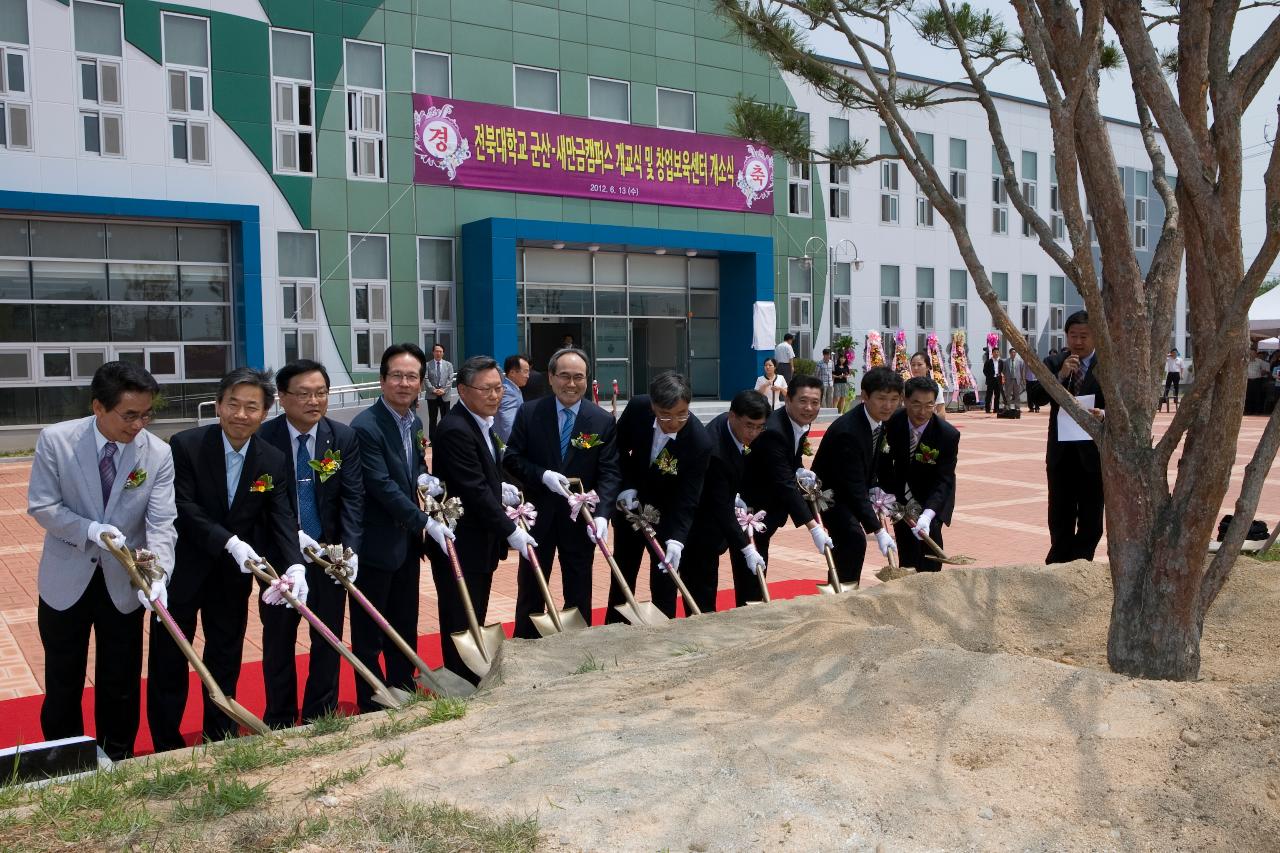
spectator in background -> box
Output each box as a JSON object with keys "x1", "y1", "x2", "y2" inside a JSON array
[
  {"x1": 1268, "y1": 352, "x2": 1280, "y2": 414},
  {"x1": 755, "y1": 358, "x2": 788, "y2": 410},
  {"x1": 817, "y1": 349, "x2": 835, "y2": 408},
  {"x1": 1024, "y1": 341, "x2": 1041, "y2": 413},
  {"x1": 832, "y1": 351, "x2": 851, "y2": 411},
  {"x1": 495, "y1": 354, "x2": 531, "y2": 444},
  {"x1": 1163, "y1": 348, "x2": 1183, "y2": 405},
  {"x1": 775, "y1": 333, "x2": 796, "y2": 381},
  {"x1": 908, "y1": 352, "x2": 945, "y2": 418},
  {"x1": 982, "y1": 347, "x2": 1004, "y2": 414},
  {"x1": 1245, "y1": 347, "x2": 1270, "y2": 415},
  {"x1": 424, "y1": 344, "x2": 453, "y2": 441}
]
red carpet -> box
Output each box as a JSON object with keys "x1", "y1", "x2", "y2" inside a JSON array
[{"x1": 0, "y1": 578, "x2": 822, "y2": 756}]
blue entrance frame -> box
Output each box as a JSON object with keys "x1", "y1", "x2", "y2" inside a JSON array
[
  {"x1": 0, "y1": 190, "x2": 263, "y2": 368},
  {"x1": 460, "y1": 217, "x2": 773, "y2": 397}
]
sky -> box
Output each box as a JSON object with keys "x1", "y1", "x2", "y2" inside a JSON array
[{"x1": 798, "y1": 2, "x2": 1280, "y2": 280}]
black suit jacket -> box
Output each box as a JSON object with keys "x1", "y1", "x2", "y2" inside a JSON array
[
  {"x1": 877, "y1": 409, "x2": 960, "y2": 524},
  {"x1": 431, "y1": 401, "x2": 515, "y2": 575},
  {"x1": 503, "y1": 395, "x2": 622, "y2": 524},
  {"x1": 169, "y1": 424, "x2": 302, "y2": 602},
  {"x1": 740, "y1": 406, "x2": 814, "y2": 530},
  {"x1": 258, "y1": 414, "x2": 365, "y2": 553},
  {"x1": 1027, "y1": 352, "x2": 1106, "y2": 472},
  {"x1": 810, "y1": 403, "x2": 884, "y2": 535},
  {"x1": 350, "y1": 399, "x2": 430, "y2": 571},
  {"x1": 690, "y1": 413, "x2": 750, "y2": 554},
  {"x1": 615, "y1": 396, "x2": 711, "y2": 544},
  {"x1": 983, "y1": 355, "x2": 997, "y2": 381}
]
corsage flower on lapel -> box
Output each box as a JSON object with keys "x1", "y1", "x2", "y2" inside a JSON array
[
  {"x1": 124, "y1": 467, "x2": 147, "y2": 490},
  {"x1": 308, "y1": 449, "x2": 342, "y2": 482},
  {"x1": 654, "y1": 447, "x2": 678, "y2": 476},
  {"x1": 249, "y1": 474, "x2": 275, "y2": 493},
  {"x1": 416, "y1": 430, "x2": 427, "y2": 453},
  {"x1": 492, "y1": 432, "x2": 506, "y2": 453},
  {"x1": 571, "y1": 432, "x2": 602, "y2": 450},
  {"x1": 913, "y1": 443, "x2": 940, "y2": 464},
  {"x1": 801, "y1": 438, "x2": 814, "y2": 457}
]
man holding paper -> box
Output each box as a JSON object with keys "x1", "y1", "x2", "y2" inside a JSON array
[{"x1": 1029, "y1": 311, "x2": 1106, "y2": 563}]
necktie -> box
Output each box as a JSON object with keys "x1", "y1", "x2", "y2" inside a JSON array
[
  {"x1": 296, "y1": 435, "x2": 322, "y2": 540},
  {"x1": 559, "y1": 408, "x2": 575, "y2": 459},
  {"x1": 99, "y1": 442, "x2": 117, "y2": 506},
  {"x1": 226, "y1": 449, "x2": 243, "y2": 507},
  {"x1": 872, "y1": 424, "x2": 883, "y2": 453},
  {"x1": 910, "y1": 427, "x2": 921, "y2": 455}
]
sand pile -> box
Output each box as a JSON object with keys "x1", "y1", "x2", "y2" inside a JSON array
[{"x1": 285, "y1": 561, "x2": 1280, "y2": 852}]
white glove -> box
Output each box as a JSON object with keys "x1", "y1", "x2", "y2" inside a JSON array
[
  {"x1": 88, "y1": 522, "x2": 125, "y2": 550},
  {"x1": 298, "y1": 530, "x2": 321, "y2": 562},
  {"x1": 225, "y1": 535, "x2": 262, "y2": 574},
  {"x1": 541, "y1": 470, "x2": 572, "y2": 499},
  {"x1": 424, "y1": 517, "x2": 455, "y2": 552},
  {"x1": 589, "y1": 516, "x2": 608, "y2": 544},
  {"x1": 875, "y1": 528, "x2": 897, "y2": 557},
  {"x1": 809, "y1": 525, "x2": 833, "y2": 555},
  {"x1": 344, "y1": 552, "x2": 359, "y2": 584},
  {"x1": 417, "y1": 473, "x2": 443, "y2": 497},
  {"x1": 734, "y1": 493, "x2": 747, "y2": 510},
  {"x1": 507, "y1": 526, "x2": 538, "y2": 555},
  {"x1": 617, "y1": 489, "x2": 639, "y2": 511},
  {"x1": 284, "y1": 564, "x2": 309, "y2": 607},
  {"x1": 500, "y1": 481, "x2": 521, "y2": 507},
  {"x1": 136, "y1": 577, "x2": 167, "y2": 613},
  {"x1": 912, "y1": 509, "x2": 936, "y2": 540},
  {"x1": 796, "y1": 468, "x2": 817, "y2": 488},
  {"x1": 741, "y1": 544, "x2": 766, "y2": 575},
  {"x1": 662, "y1": 540, "x2": 683, "y2": 573}
]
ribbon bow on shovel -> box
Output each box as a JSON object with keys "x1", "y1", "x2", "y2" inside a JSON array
[
  {"x1": 568, "y1": 490, "x2": 599, "y2": 524},
  {"x1": 736, "y1": 506, "x2": 767, "y2": 535},
  {"x1": 505, "y1": 496, "x2": 587, "y2": 636},
  {"x1": 504, "y1": 501, "x2": 538, "y2": 527}
]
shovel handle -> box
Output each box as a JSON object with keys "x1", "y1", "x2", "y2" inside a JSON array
[
  {"x1": 443, "y1": 539, "x2": 490, "y2": 660},
  {"x1": 637, "y1": 525, "x2": 701, "y2": 616},
  {"x1": 804, "y1": 497, "x2": 845, "y2": 593},
  {"x1": 566, "y1": 478, "x2": 647, "y2": 617},
  {"x1": 517, "y1": 521, "x2": 564, "y2": 632}
]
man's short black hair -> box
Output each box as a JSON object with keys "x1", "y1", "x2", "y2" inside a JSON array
[
  {"x1": 783, "y1": 333, "x2": 795, "y2": 342},
  {"x1": 730, "y1": 389, "x2": 771, "y2": 420},
  {"x1": 822, "y1": 348, "x2": 831, "y2": 355},
  {"x1": 788, "y1": 374, "x2": 823, "y2": 396},
  {"x1": 649, "y1": 370, "x2": 692, "y2": 407},
  {"x1": 217, "y1": 367, "x2": 276, "y2": 408},
  {"x1": 380, "y1": 343, "x2": 428, "y2": 379},
  {"x1": 861, "y1": 366, "x2": 904, "y2": 396},
  {"x1": 1064, "y1": 310, "x2": 1090, "y2": 333},
  {"x1": 904, "y1": 376, "x2": 938, "y2": 401},
  {"x1": 91, "y1": 361, "x2": 160, "y2": 410},
  {"x1": 503, "y1": 354, "x2": 530, "y2": 374},
  {"x1": 275, "y1": 359, "x2": 330, "y2": 394},
  {"x1": 456, "y1": 355, "x2": 499, "y2": 387}
]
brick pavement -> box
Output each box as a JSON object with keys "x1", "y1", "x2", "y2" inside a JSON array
[{"x1": 0, "y1": 409, "x2": 1275, "y2": 702}]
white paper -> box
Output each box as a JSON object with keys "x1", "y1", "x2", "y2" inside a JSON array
[
  {"x1": 1057, "y1": 394, "x2": 1095, "y2": 442},
  {"x1": 752, "y1": 301, "x2": 777, "y2": 350}
]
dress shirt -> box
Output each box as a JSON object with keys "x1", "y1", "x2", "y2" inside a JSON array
[
  {"x1": 285, "y1": 420, "x2": 320, "y2": 470},
  {"x1": 462, "y1": 402, "x2": 497, "y2": 458},
  {"x1": 380, "y1": 395, "x2": 417, "y2": 470},
  {"x1": 649, "y1": 420, "x2": 678, "y2": 463},
  {"x1": 91, "y1": 419, "x2": 125, "y2": 459},
  {"x1": 864, "y1": 406, "x2": 884, "y2": 436},
  {"x1": 774, "y1": 341, "x2": 795, "y2": 364},
  {"x1": 789, "y1": 415, "x2": 810, "y2": 455},
  {"x1": 222, "y1": 432, "x2": 250, "y2": 502},
  {"x1": 726, "y1": 419, "x2": 746, "y2": 455}
]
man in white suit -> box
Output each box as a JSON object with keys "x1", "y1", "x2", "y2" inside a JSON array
[{"x1": 27, "y1": 361, "x2": 176, "y2": 760}]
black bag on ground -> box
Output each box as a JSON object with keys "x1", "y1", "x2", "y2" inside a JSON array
[{"x1": 1217, "y1": 515, "x2": 1270, "y2": 542}]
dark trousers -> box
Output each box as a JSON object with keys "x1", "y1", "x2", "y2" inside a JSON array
[
  {"x1": 892, "y1": 518, "x2": 945, "y2": 571},
  {"x1": 1163, "y1": 372, "x2": 1180, "y2": 401},
  {"x1": 777, "y1": 362, "x2": 794, "y2": 382},
  {"x1": 428, "y1": 548, "x2": 493, "y2": 685},
  {"x1": 1045, "y1": 463, "x2": 1104, "y2": 564},
  {"x1": 258, "y1": 561, "x2": 346, "y2": 727},
  {"x1": 826, "y1": 509, "x2": 869, "y2": 586},
  {"x1": 606, "y1": 520, "x2": 663, "y2": 623},
  {"x1": 349, "y1": 554, "x2": 421, "y2": 712},
  {"x1": 1246, "y1": 377, "x2": 1267, "y2": 415},
  {"x1": 514, "y1": 509, "x2": 595, "y2": 638},
  {"x1": 38, "y1": 568, "x2": 143, "y2": 761},
  {"x1": 146, "y1": 569, "x2": 252, "y2": 753},
  {"x1": 984, "y1": 379, "x2": 1003, "y2": 412},
  {"x1": 729, "y1": 525, "x2": 776, "y2": 607},
  {"x1": 426, "y1": 395, "x2": 448, "y2": 438},
  {"x1": 680, "y1": 539, "x2": 724, "y2": 615},
  {"x1": 1025, "y1": 381, "x2": 1041, "y2": 412}
]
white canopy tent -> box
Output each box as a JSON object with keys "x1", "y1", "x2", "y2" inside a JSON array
[{"x1": 1249, "y1": 286, "x2": 1280, "y2": 335}]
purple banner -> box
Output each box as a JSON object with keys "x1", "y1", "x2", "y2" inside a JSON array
[{"x1": 412, "y1": 95, "x2": 774, "y2": 214}]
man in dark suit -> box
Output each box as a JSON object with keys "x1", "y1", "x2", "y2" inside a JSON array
[
  {"x1": 983, "y1": 347, "x2": 1003, "y2": 413},
  {"x1": 504, "y1": 348, "x2": 621, "y2": 636},
  {"x1": 350, "y1": 343, "x2": 454, "y2": 713},
  {"x1": 609, "y1": 371, "x2": 712, "y2": 621},
  {"x1": 256, "y1": 359, "x2": 364, "y2": 727},
  {"x1": 682, "y1": 390, "x2": 771, "y2": 613},
  {"x1": 733, "y1": 374, "x2": 834, "y2": 606},
  {"x1": 428, "y1": 356, "x2": 536, "y2": 681},
  {"x1": 1028, "y1": 311, "x2": 1106, "y2": 563},
  {"x1": 147, "y1": 368, "x2": 305, "y2": 752},
  {"x1": 811, "y1": 367, "x2": 903, "y2": 586},
  {"x1": 878, "y1": 376, "x2": 961, "y2": 571}
]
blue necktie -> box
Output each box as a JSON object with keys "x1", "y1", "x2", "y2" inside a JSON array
[
  {"x1": 559, "y1": 408, "x2": 575, "y2": 459},
  {"x1": 296, "y1": 435, "x2": 322, "y2": 539}
]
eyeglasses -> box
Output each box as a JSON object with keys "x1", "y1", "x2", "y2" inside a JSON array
[
  {"x1": 553, "y1": 372, "x2": 587, "y2": 384},
  {"x1": 115, "y1": 410, "x2": 155, "y2": 424},
  {"x1": 655, "y1": 413, "x2": 691, "y2": 424},
  {"x1": 385, "y1": 372, "x2": 422, "y2": 384},
  {"x1": 465, "y1": 384, "x2": 504, "y2": 397},
  {"x1": 219, "y1": 402, "x2": 263, "y2": 416},
  {"x1": 283, "y1": 390, "x2": 330, "y2": 402}
]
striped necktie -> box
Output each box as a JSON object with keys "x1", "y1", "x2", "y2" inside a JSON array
[{"x1": 99, "y1": 442, "x2": 117, "y2": 506}]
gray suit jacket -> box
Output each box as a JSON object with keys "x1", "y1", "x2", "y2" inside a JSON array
[
  {"x1": 426, "y1": 359, "x2": 454, "y2": 393},
  {"x1": 27, "y1": 416, "x2": 177, "y2": 614}
]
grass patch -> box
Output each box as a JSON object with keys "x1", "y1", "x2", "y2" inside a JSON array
[
  {"x1": 173, "y1": 778, "x2": 268, "y2": 822},
  {"x1": 669, "y1": 642, "x2": 704, "y2": 656},
  {"x1": 572, "y1": 652, "x2": 605, "y2": 674},
  {"x1": 222, "y1": 812, "x2": 333, "y2": 852},
  {"x1": 210, "y1": 735, "x2": 291, "y2": 774},
  {"x1": 377, "y1": 747, "x2": 407, "y2": 769},
  {"x1": 1254, "y1": 546, "x2": 1280, "y2": 562},
  {"x1": 0, "y1": 448, "x2": 34, "y2": 459},
  {"x1": 130, "y1": 757, "x2": 211, "y2": 799},
  {"x1": 296, "y1": 732, "x2": 358, "y2": 759},
  {"x1": 305, "y1": 710, "x2": 354, "y2": 738},
  {"x1": 370, "y1": 697, "x2": 467, "y2": 740},
  {"x1": 15, "y1": 767, "x2": 155, "y2": 846},
  {"x1": 307, "y1": 762, "x2": 369, "y2": 797}
]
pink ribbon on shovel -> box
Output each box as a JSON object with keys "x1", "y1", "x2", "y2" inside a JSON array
[
  {"x1": 505, "y1": 502, "x2": 538, "y2": 527},
  {"x1": 869, "y1": 487, "x2": 898, "y2": 517},
  {"x1": 568, "y1": 490, "x2": 600, "y2": 522},
  {"x1": 736, "y1": 506, "x2": 767, "y2": 535},
  {"x1": 261, "y1": 574, "x2": 296, "y2": 607}
]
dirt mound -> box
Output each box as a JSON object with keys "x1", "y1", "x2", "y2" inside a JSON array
[{"x1": 285, "y1": 561, "x2": 1280, "y2": 852}]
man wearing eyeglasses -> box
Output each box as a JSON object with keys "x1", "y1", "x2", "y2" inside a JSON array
[
  {"x1": 28, "y1": 361, "x2": 176, "y2": 760},
  {"x1": 428, "y1": 355, "x2": 536, "y2": 681},
  {"x1": 351, "y1": 343, "x2": 454, "y2": 710},
  {"x1": 608, "y1": 371, "x2": 712, "y2": 621},
  {"x1": 504, "y1": 348, "x2": 621, "y2": 635},
  {"x1": 256, "y1": 359, "x2": 365, "y2": 726}
]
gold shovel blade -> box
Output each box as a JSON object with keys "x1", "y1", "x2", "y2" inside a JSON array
[
  {"x1": 451, "y1": 623, "x2": 505, "y2": 678},
  {"x1": 224, "y1": 698, "x2": 272, "y2": 737},
  {"x1": 414, "y1": 668, "x2": 477, "y2": 699},
  {"x1": 613, "y1": 601, "x2": 670, "y2": 626},
  {"x1": 530, "y1": 607, "x2": 589, "y2": 638},
  {"x1": 371, "y1": 685, "x2": 410, "y2": 709}
]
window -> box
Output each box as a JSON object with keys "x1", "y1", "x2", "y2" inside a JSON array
[
  {"x1": 0, "y1": 0, "x2": 32, "y2": 151},
  {"x1": 272, "y1": 29, "x2": 314, "y2": 174},
  {"x1": 916, "y1": 266, "x2": 935, "y2": 329},
  {"x1": 418, "y1": 236, "x2": 455, "y2": 362},
  {"x1": 832, "y1": 261, "x2": 852, "y2": 334},
  {"x1": 345, "y1": 40, "x2": 385, "y2": 180},
  {"x1": 949, "y1": 137, "x2": 967, "y2": 222},
  {"x1": 991, "y1": 147, "x2": 1009, "y2": 234},
  {"x1": 1134, "y1": 169, "x2": 1149, "y2": 250},
  {"x1": 413, "y1": 50, "x2": 451, "y2": 97},
  {"x1": 163, "y1": 14, "x2": 210, "y2": 165},
  {"x1": 656, "y1": 87, "x2": 695, "y2": 131},
  {"x1": 1049, "y1": 155, "x2": 1064, "y2": 241},
  {"x1": 916, "y1": 132, "x2": 935, "y2": 227},
  {"x1": 1020, "y1": 151, "x2": 1038, "y2": 237},
  {"x1": 949, "y1": 268, "x2": 969, "y2": 331},
  {"x1": 880, "y1": 127, "x2": 900, "y2": 224},
  {"x1": 788, "y1": 160, "x2": 811, "y2": 216},
  {"x1": 1049, "y1": 274, "x2": 1066, "y2": 351},
  {"x1": 1021, "y1": 273, "x2": 1038, "y2": 332},
  {"x1": 828, "y1": 118, "x2": 850, "y2": 219},
  {"x1": 787, "y1": 258, "x2": 813, "y2": 356},
  {"x1": 514, "y1": 65, "x2": 558, "y2": 113},
  {"x1": 588, "y1": 76, "x2": 629, "y2": 123},
  {"x1": 74, "y1": 0, "x2": 124, "y2": 157},
  {"x1": 880, "y1": 264, "x2": 900, "y2": 330},
  {"x1": 278, "y1": 232, "x2": 319, "y2": 362},
  {"x1": 349, "y1": 234, "x2": 389, "y2": 369}
]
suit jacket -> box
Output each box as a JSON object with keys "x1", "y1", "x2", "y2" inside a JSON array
[
  {"x1": 168, "y1": 424, "x2": 301, "y2": 603},
  {"x1": 615, "y1": 396, "x2": 711, "y2": 544},
  {"x1": 503, "y1": 395, "x2": 621, "y2": 525},
  {"x1": 811, "y1": 403, "x2": 884, "y2": 535},
  {"x1": 494, "y1": 376, "x2": 524, "y2": 444},
  {"x1": 259, "y1": 414, "x2": 365, "y2": 554},
  {"x1": 983, "y1": 355, "x2": 998, "y2": 381},
  {"x1": 426, "y1": 359, "x2": 454, "y2": 393},
  {"x1": 740, "y1": 406, "x2": 814, "y2": 531},
  {"x1": 877, "y1": 409, "x2": 960, "y2": 524},
  {"x1": 28, "y1": 416, "x2": 177, "y2": 614},
  {"x1": 1028, "y1": 352, "x2": 1106, "y2": 471},
  {"x1": 689, "y1": 413, "x2": 750, "y2": 554},
  {"x1": 350, "y1": 399, "x2": 430, "y2": 571},
  {"x1": 431, "y1": 401, "x2": 515, "y2": 575}
]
